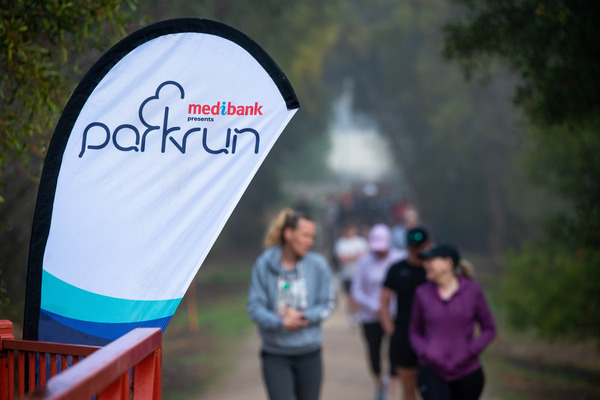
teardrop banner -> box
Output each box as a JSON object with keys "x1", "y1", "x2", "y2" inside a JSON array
[{"x1": 23, "y1": 18, "x2": 299, "y2": 345}]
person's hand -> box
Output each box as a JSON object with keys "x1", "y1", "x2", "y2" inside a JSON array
[
  {"x1": 381, "y1": 318, "x2": 395, "y2": 337},
  {"x1": 282, "y1": 307, "x2": 309, "y2": 330}
]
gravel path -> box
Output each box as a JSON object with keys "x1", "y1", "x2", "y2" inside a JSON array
[{"x1": 196, "y1": 304, "x2": 496, "y2": 400}]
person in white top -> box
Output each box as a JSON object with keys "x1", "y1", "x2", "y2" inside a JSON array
[{"x1": 334, "y1": 221, "x2": 369, "y2": 325}]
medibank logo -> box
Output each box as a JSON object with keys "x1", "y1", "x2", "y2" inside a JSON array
[{"x1": 188, "y1": 101, "x2": 263, "y2": 116}]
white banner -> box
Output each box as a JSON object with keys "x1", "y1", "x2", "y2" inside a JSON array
[{"x1": 24, "y1": 19, "x2": 299, "y2": 345}]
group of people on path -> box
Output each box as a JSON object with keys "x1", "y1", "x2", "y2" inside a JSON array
[{"x1": 246, "y1": 207, "x2": 496, "y2": 400}]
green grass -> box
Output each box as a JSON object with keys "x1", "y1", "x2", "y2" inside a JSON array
[
  {"x1": 162, "y1": 266, "x2": 255, "y2": 400},
  {"x1": 194, "y1": 293, "x2": 254, "y2": 338},
  {"x1": 200, "y1": 267, "x2": 253, "y2": 284}
]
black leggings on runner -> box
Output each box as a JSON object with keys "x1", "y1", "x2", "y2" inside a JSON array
[
  {"x1": 418, "y1": 366, "x2": 485, "y2": 400},
  {"x1": 361, "y1": 322, "x2": 396, "y2": 376},
  {"x1": 261, "y1": 349, "x2": 322, "y2": 400}
]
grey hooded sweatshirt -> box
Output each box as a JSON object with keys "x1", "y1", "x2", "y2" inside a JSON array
[{"x1": 247, "y1": 245, "x2": 335, "y2": 355}]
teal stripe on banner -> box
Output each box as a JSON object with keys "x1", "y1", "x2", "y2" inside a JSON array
[{"x1": 41, "y1": 270, "x2": 181, "y2": 323}]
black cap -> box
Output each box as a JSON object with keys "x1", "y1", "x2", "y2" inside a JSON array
[
  {"x1": 419, "y1": 243, "x2": 460, "y2": 266},
  {"x1": 406, "y1": 227, "x2": 429, "y2": 247}
]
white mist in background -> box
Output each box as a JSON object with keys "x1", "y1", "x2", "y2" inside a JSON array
[{"x1": 328, "y1": 88, "x2": 393, "y2": 181}]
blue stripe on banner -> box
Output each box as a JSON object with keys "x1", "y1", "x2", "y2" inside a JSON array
[
  {"x1": 38, "y1": 310, "x2": 112, "y2": 346},
  {"x1": 41, "y1": 270, "x2": 181, "y2": 323},
  {"x1": 40, "y1": 309, "x2": 172, "y2": 344}
]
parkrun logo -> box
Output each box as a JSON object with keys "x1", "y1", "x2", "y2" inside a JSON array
[{"x1": 79, "y1": 81, "x2": 262, "y2": 158}]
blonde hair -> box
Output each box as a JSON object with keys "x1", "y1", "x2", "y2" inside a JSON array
[
  {"x1": 263, "y1": 208, "x2": 311, "y2": 248},
  {"x1": 458, "y1": 258, "x2": 475, "y2": 279}
]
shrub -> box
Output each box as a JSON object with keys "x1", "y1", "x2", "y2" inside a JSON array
[{"x1": 502, "y1": 244, "x2": 600, "y2": 342}]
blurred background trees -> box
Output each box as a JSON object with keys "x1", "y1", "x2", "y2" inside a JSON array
[
  {"x1": 325, "y1": 0, "x2": 528, "y2": 256},
  {"x1": 443, "y1": 0, "x2": 600, "y2": 341},
  {"x1": 1, "y1": 0, "x2": 598, "y2": 342}
]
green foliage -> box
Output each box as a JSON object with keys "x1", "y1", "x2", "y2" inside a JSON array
[
  {"x1": 502, "y1": 244, "x2": 600, "y2": 341},
  {"x1": 443, "y1": 1, "x2": 600, "y2": 126},
  {"x1": 443, "y1": 1, "x2": 600, "y2": 249},
  {"x1": 0, "y1": 0, "x2": 138, "y2": 188},
  {"x1": 444, "y1": 0, "x2": 600, "y2": 341},
  {"x1": 523, "y1": 118, "x2": 600, "y2": 248}
]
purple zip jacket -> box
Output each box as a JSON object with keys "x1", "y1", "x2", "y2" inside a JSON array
[{"x1": 409, "y1": 276, "x2": 496, "y2": 381}]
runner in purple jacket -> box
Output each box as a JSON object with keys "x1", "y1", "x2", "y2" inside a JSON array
[{"x1": 409, "y1": 244, "x2": 496, "y2": 400}]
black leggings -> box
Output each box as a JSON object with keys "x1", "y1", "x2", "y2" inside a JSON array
[
  {"x1": 418, "y1": 366, "x2": 485, "y2": 400},
  {"x1": 361, "y1": 322, "x2": 396, "y2": 376},
  {"x1": 261, "y1": 349, "x2": 322, "y2": 400}
]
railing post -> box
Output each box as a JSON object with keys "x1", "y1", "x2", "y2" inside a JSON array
[
  {"x1": 97, "y1": 373, "x2": 129, "y2": 400},
  {"x1": 0, "y1": 320, "x2": 15, "y2": 400},
  {"x1": 133, "y1": 348, "x2": 161, "y2": 400}
]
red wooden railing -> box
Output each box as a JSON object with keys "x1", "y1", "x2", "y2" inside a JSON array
[
  {"x1": 0, "y1": 320, "x2": 162, "y2": 400},
  {"x1": 0, "y1": 320, "x2": 99, "y2": 399}
]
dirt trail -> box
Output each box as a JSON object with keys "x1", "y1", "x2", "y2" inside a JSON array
[{"x1": 196, "y1": 305, "x2": 497, "y2": 400}]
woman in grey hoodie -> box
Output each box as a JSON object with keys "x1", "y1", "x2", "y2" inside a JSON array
[{"x1": 247, "y1": 208, "x2": 335, "y2": 400}]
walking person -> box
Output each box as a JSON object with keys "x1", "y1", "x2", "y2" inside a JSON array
[
  {"x1": 390, "y1": 205, "x2": 420, "y2": 251},
  {"x1": 380, "y1": 227, "x2": 431, "y2": 400},
  {"x1": 351, "y1": 223, "x2": 407, "y2": 400},
  {"x1": 247, "y1": 208, "x2": 336, "y2": 400},
  {"x1": 410, "y1": 244, "x2": 496, "y2": 400},
  {"x1": 333, "y1": 221, "x2": 369, "y2": 326}
]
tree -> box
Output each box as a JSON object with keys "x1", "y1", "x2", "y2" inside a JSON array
[
  {"x1": 0, "y1": 0, "x2": 139, "y2": 200},
  {"x1": 443, "y1": 0, "x2": 600, "y2": 340},
  {"x1": 325, "y1": 0, "x2": 527, "y2": 255},
  {"x1": 443, "y1": 1, "x2": 600, "y2": 127},
  {"x1": 443, "y1": 0, "x2": 600, "y2": 249}
]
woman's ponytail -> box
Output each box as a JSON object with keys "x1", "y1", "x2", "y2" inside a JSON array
[{"x1": 458, "y1": 258, "x2": 475, "y2": 279}]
